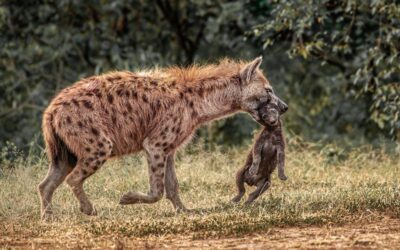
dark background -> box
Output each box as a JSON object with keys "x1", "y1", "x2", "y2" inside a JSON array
[{"x1": 0, "y1": 0, "x2": 399, "y2": 154}]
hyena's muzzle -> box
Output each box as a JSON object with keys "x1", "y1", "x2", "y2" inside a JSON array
[
  {"x1": 276, "y1": 95, "x2": 288, "y2": 114},
  {"x1": 251, "y1": 93, "x2": 288, "y2": 124}
]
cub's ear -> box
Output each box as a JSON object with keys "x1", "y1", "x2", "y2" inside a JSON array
[{"x1": 240, "y1": 56, "x2": 263, "y2": 84}]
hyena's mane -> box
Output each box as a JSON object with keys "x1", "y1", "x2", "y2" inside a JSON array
[
  {"x1": 164, "y1": 59, "x2": 246, "y2": 83},
  {"x1": 130, "y1": 59, "x2": 247, "y2": 86}
]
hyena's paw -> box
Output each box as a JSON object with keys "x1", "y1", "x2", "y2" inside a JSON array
[
  {"x1": 41, "y1": 210, "x2": 55, "y2": 222},
  {"x1": 119, "y1": 191, "x2": 141, "y2": 205},
  {"x1": 80, "y1": 204, "x2": 97, "y2": 216},
  {"x1": 176, "y1": 206, "x2": 191, "y2": 213}
]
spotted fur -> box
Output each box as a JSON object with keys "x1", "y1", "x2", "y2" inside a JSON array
[{"x1": 38, "y1": 57, "x2": 285, "y2": 219}]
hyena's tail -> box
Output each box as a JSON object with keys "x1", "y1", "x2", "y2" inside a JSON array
[{"x1": 42, "y1": 111, "x2": 77, "y2": 167}]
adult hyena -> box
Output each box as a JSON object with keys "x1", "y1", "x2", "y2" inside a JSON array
[{"x1": 38, "y1": 57, "x2": 287, "y2": 219}]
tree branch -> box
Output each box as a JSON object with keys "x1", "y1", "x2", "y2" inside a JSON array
[
  {"x1": 155, "y1": 0, "x2": 209, "y2": 64},
  {"x1": 310, "y1": 50, "x2": 346, "y2": 73}
]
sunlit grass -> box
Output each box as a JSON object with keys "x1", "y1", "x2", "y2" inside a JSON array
[{"x1": 0, "y1": 140, "x2": 399, "y2": 240}]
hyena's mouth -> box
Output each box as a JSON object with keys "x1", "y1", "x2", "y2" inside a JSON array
[{"x1": 249, "y1": 108, "x2": 267, "y2": 126}]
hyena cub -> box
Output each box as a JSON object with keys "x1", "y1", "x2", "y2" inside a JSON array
[{"x1": 232, "y1": 102, "x2": 287, "y2": 204}]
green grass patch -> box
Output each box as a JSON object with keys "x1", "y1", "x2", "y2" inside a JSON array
[{"x1": 0, "y1": 142, "x2": 399, "y2": 238}]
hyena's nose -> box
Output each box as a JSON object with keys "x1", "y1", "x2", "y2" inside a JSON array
[
  {"x1": 282, "y1": 103, "x2": 288, "y2": 113},
  {"x1": 277, "y1": 96, "x2": 288, "y2": 114},
  {"x1": 279, "y1": 100, "x2": 288, "y2": 113}
]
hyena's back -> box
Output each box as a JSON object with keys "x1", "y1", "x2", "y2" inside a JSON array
[
  {"x1": 43, "y1": 71, "x2": 187, "y2": 162},
  {"x1": 40, "y1": 70, "x2": 197, "y2": 218}
]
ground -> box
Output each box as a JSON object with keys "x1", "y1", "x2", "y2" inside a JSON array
[
  {"x1": 2, "y1": 218, "x2": 400, "y2": 249},
  {"x1": 0, "y1": 141, "x2": 399, "y2": 249}
]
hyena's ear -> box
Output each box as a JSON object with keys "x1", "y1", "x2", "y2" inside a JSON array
[{"x1": 240, "y1": 56, "x2": 263, "y2": 84}]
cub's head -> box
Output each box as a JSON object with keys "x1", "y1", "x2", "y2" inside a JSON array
[
  {"x1": 258, "y1": 103, "x2": 281, "y2": 127},
  {"x1": 239, "y1": 57, "x2": 288, "y2": 124}
]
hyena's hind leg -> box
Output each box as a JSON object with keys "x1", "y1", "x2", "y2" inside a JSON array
[
  {"x1": 38, "y1": 159, "x2": 75, "y2": 220},
  {"x1": 65, "y1": 136, "x2": 112, "y2": 216},
  {"x1": 165, "y1": 153, "x2": 187, "y2": 211},
  {"x1": 119, "y1": 139, "x2": 167, "y2": 205}
]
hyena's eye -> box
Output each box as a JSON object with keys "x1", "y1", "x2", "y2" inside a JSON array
[{"x1": 265, "y1": 88, "x2": 273, "y2": 94}]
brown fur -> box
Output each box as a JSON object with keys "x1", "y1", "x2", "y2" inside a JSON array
[
  {"x1": 232, "y1": 103, "x2": 287, "y2": 204},
  {"x1": 38, "y1": 57, "x2": 287, "y2": 219}
]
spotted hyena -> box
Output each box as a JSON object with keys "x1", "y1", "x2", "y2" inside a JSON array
[
  {"x1": 232, "y1": 101, "x2": 288, "y2": 204},
  {"x1": 38, "y1": 57, "x2": 287, "y2": 219}
]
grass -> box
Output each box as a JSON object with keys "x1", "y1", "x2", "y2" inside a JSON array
[{"x1": 0, "y1": 140, "x2": 399, "y2": 246}]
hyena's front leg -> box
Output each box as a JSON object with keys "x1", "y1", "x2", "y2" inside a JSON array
[
  {"x1": 164, "y1": 153, "x2": 187, "y2": 211},
  {"x1": 119, "y1": 139, "x2": 166, "y2": 205}
]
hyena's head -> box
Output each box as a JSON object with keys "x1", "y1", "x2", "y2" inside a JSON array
[{"x1": 239, "y1": 56, "x2": 288, "y2": 124}]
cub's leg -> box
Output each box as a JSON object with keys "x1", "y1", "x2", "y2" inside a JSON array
[
  {"x1": 257, "y1": 177, "x2": 272, "y2": 197},
  {"x1": 164, "y1": 153, "x2": 187, "y2": 211},
  {"x1": 119, "y1": 138, "x2": 167, "y2": 204},
  {"x1": 245, "y1": 177, "x2": 271, "y2": 204},
  {"x1": 232, "y1": 152, "x2": 254, "y2": 203},
  {"x1": 248, "y1": 149, "x2": 262, "y2": 176},
  {"x1": 277, "y1": 147, "x2": 288, "y2": 181},
  {"x1": 248, "y1": 131, "x2": 268, "y2": 176},
  {"x1": 232, "y1": 165, "x2": 250, "y2": 203}
]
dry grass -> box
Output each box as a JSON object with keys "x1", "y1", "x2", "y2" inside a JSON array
[{"x1": 0, "y1": 141, "x2": 399, "y2": 248}]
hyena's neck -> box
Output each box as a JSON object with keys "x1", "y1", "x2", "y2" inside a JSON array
[{"x1": 193, "y1": 76, "x2": 242, "y2": 124}]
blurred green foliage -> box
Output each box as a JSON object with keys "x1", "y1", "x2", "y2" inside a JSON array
[
  {"x1": 0, "y1": 0, "x2": 399, "y2": 153},
  {"x1": 252, "y1": 0, "x2": 400, "y2": 140}
]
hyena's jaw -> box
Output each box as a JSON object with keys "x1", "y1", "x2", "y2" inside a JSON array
[
  {"x1": 248, "y1": 108, "x2": 262, "y2": 124},
  {"x1": 239, "y1": 103, "x2": 262, "y2": 124}
]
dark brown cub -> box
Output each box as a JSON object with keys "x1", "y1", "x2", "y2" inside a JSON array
[{"x1": 232, "y1": 102, "x2": 287, "y2": 204}]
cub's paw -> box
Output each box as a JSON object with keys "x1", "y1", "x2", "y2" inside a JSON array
[
  {"x1": 278, "y1": 173, "x2": 288, "y2": 181},
  {"x1": 231, "y1": 195, "x2": 243, "y2": 203}
]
